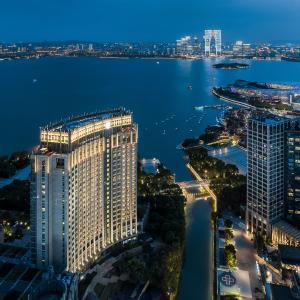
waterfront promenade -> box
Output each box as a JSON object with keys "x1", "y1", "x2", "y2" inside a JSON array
[
  {"x1": 212, "y1": 88, "x2": 255, "y2": 110},
  {"x1": 221, "y1": 213, "x2": 265, "y2": 299}
]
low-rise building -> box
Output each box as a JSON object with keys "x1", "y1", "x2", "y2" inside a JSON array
[
  {"x1": 272, "y1": 220, "x2": 300, "y2": 247},
  {"x1": 278, "y1": 244, "x2": 300, "y2": 271}
]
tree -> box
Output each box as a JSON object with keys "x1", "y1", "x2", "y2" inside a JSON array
[
  {"x1": 224, "y1": 244, "x2": 236, "y2": 268},
  {"x1": 119, "y1": 257, "x2": 147, "y2": 284},
  {"x1": 254, "y1": 233, "x2": 265, "y2": 251},
  {"x1": 225, "y1": 228, "x2": 234, "y2": 240},
  {"x1": 3, "y1": 225, "x2": 13, "y2": 238},
  {"x1": 0, "y1": 156, "x2": 16, "y2": 178},
  {"x1": 14, "y1": 226, "x2": 23, "y2": 239},
  {"x1": 224, "y1": 219, "x2": 233, "y2": 228},
  {"x1": 149, "y1": 245, "x2": 183, "y2": 299},
  {"x1": 182, "y1": 138, "x2": 198, "y2": 148},
  {"x1": 0, "y1": 180, "x2": 30, "y2": 212}
]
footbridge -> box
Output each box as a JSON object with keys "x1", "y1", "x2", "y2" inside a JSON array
[
  {"x1": 177, "y1": 163, "x2": 217, "y2": 207},
  {"x1": 176, "y1": 180, "x2": 210, "y2": 202},
  {"x1": 177, "y1": 180, "x2": 210, "y2": 189}
]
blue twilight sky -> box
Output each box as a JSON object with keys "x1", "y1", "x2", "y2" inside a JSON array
[{"x1": 1, "y1": 0, "x2": 300, "y2": 43}]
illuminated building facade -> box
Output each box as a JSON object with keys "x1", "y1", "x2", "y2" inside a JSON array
[
  {"x1": 246, "y1": 115, "x2": 288, "y2": 236},
  {"x1": 204, "y1": 29, "x2": 222, "y2": 56},
  {"x1": 232, "y1": 41, "x2": 252, "y2": 56},
  {"x1": 176, "y1": 35, "x2": 199, "y2": 55},
  {"x1": 285, "y1": 125, "x2": 300, "y2": 226},
  {"x1": 30, "y1": 108, "x2": 138, "y2": 272}
]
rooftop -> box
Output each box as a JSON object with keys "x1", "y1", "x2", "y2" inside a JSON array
[
  {"x1": 273, "y1": 220, "x2": 300, "y2": 241},
  {"x1": 278, "y1": 245, "x2": 300, "y2": 266},
  {"x1": 41, "y1": 108, "x2": 131, "y2": 132},
  {"x1": 251, "y1": 113, "x2": 289, "y2": 125}
]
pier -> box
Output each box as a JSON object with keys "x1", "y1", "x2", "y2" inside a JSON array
[{"x1": 194, "y1": 104, "x2": 228, "y2": 111}]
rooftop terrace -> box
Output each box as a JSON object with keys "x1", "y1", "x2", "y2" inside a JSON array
[
  {"x1": 251, "y1": 113, "x2": 289, "y2": 125},
  {"x1": 41, "y1": 108, "x2": 131, "y2": 132}
]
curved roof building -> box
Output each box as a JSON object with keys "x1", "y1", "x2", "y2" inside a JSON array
[{"x1": 30, "y1": 108, "x2": 138, "y2": 272}]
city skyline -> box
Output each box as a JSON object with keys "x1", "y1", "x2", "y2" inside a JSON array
[{"x1": 1, "y1": 0, "x2": 300, "y2": 43}]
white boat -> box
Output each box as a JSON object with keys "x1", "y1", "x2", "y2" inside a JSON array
[{"x1": 194, "y1": 106, "x2": 204, "y2": 111}]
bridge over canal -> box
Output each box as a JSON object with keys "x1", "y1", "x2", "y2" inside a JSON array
[{"x1": 177, "y1": 180, "x2": 210, "y2": 201}]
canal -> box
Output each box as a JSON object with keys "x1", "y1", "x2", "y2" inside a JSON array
[{"x1": 177, "y1": 199, "x2": 213, "y2": 300}]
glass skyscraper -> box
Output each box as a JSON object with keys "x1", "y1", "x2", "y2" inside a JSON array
[
  {"x1": 285, "y1": 124, "x2": 300, "y2": 227},
  {"x1": 246, "y1": 115, "x2": 288, "y2": 236}
]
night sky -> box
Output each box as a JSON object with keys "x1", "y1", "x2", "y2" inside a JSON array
[{"x1": 1, "y1": 0, "x2": 299, "y2": 43}]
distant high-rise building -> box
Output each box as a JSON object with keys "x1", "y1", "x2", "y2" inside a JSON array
[
  {"x1": 176, "y1": 36, "x2": 194, "y2": 56},
  {"x1": 88, "y1": 43, "x2": 93, "y2": 52},
  {"x1": 203, "y1": 30, "x2": 222, "y2": 56},
  {"x1": 193, "y1": 36, "x2": 200, "y2": 54},
  {"x1": 233, "y1": 41, "x2": 243, "y2": 54},
  {"x1": 233, "y1": 41, "x2": 252, "y2": 56},
  {"x1": 246, "y1": 115, "x2": 289, "y2": 236},
  {"x1": 30, "y1": 108, "x2": 138, "y2": 272}
]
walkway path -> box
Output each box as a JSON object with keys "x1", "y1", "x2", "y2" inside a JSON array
[
  {"x1": 82, "y1": 246, "x2": 142, "y2": 300},
  {"x1": 228, "y1": 215, "x2": 265, "y2": 300}
]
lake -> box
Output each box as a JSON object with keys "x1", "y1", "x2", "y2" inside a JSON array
[{"x1": 1, "y1": 57, "x2": 300, "y2": 180}]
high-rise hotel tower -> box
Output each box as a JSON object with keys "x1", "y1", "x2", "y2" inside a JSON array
[{"x1": 30, "y1": 108, "x2": 138, "y2": 272}]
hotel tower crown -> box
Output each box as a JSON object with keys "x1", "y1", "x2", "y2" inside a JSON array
[{"x1": 31, "y1": 108, "x2": 138, "y2": 273}]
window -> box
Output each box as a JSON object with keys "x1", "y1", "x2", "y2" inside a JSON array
[{"x1": 56, "y1": 158, "x2": 65, "y2": 169}]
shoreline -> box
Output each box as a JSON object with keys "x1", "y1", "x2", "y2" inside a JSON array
[
  {"x1": 212, "y1": 88, "x2": 298, "y2": 116},
  {"x1": 0, "y1": 53, "x2": 292, "y2": 63},
  {"x1": 212, "y1": 89, "x2": 257, "y2": 110}
]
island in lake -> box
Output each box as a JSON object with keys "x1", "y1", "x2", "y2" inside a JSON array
[{"x1": 213, "y1": 63, "x2": 249, "y2": 69}]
